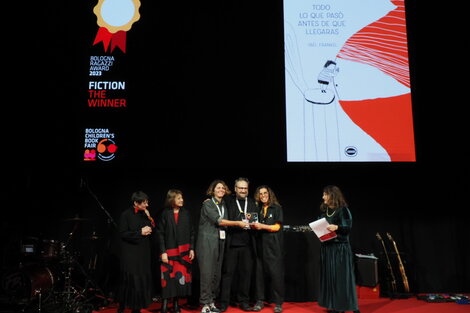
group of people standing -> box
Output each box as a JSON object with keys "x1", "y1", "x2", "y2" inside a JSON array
[
  {"x1": 197, "y1": 178, "x2": 285, "y2": 313},
  {"x1": 114, "y1": 179, "x2": 360, "y2": 313}
]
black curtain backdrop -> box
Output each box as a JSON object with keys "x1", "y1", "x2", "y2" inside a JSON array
[{"x1": 2, "y1": 0, "x2": 468, "y2": 301}]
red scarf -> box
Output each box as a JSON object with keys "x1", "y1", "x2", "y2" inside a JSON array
[{"x1": 134, "y1": 207, "x2": 155, "y2": 227}]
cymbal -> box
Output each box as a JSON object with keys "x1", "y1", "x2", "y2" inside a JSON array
[
  {"x1": 83, "y1": 235, "x2": 101, "y2": 240},
  {"x1": 61, "y1": 217, "x2": 91, "y2": 222},
  {"x1": 23, "y1": 236, "x2": 39, "y2": 241}
]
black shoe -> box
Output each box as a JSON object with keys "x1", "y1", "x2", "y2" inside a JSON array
[
  {"x1": 174, "y1": 298, "x2": 181, "y2": 313},
  {"x1": 239, "y1": 303, "x2": 252, "y2": 311},
  {"x1": 252, "y1": 301, "x2": 264, "y2": 312},
  {"x1": 117, "y1": 305, "x2": 125, "y2": 313},
  {"x1": 274, "y1": 304, "x2": 282, "y2": 313},
  {"x1": 161, "y1": 299, "x2": 168, "y2": 313},
  {"x1": 219, "y1": 303, "x2": 228, "y2": 312}
]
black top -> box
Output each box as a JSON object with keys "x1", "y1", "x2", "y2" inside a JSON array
[
  {"x1": 256, "y1": 203, "x2": 284, "y2": 260},
  {"x1": 119, "y1": 207, "x2": 154, "y2": 275},
  {"x1": 224, "y1": 194, "x2": 258, "y2": 247},
  {"x1": 318, "y1": 207, "x2": 352, "y2": 244},
  {"x1": 156, "y1": 207, "x2": 195, "y2": 255}
]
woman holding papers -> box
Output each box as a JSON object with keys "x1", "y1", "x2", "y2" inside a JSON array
[{"x1": 317, "y1": 185, "x2": 360, "y2": 313}]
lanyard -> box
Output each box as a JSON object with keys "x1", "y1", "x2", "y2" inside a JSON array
[
  {"x1": 236, "y1": 198, "x2": 248, "y2": 215},
  {"x1": 212, "y1": 198, "x2": 225, "y2": 218}
]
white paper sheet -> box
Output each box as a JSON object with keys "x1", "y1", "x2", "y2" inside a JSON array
[{"x1": 309, "y1": 218, "x2": 337, "y2": 241}]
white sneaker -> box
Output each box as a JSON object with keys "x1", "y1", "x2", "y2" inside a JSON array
[
  {"x1": 209, "y1": 303, "x2": 220, "y2": 313},
  {"x1": 201, "y1": 304, "x2": 211, "y2": 313}
]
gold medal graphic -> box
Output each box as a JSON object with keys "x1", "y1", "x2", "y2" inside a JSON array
[{"x1": 93, "y1": 0, "x2": 141, "y2": 53}]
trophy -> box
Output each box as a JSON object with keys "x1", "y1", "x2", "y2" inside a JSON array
[{"x1": 245, "y1": 212, "x2": 259, "y2": 223}]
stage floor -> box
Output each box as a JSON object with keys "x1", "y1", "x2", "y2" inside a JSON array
[{"x1": 95, "y1": 297, "x2": 470, "y2": 313}]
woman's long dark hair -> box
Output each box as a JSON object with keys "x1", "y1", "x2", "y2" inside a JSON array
[
  {"x1": 164, "y1": 189, "x2": 183, "y2": 208},
  {"x1": 254, "y1": 185, "x2": 280, "y2": 207},
  {"x1": 320, "y1": 185, "x2": 348, "y2": 211},
  {"x1": 206, "y1": 179, "x2": 231, "y2": 197}
]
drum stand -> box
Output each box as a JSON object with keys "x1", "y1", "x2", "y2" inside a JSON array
[
  {"x1": 33, "y1": 289, "x2": 43, "y2": 313},
  {"x1": 19, "y1": 284, "x2": 54, "y2": 313},
  {"x1": 57, "y1": 248, "x2": 107, "y2": 313}
]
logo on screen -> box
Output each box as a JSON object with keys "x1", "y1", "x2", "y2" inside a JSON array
[
  {"x1": 83, "y1": 128, "x2": 118, "y2": 162},
  {"x1": 344, "y1": 146, "x2": 358, "y2": 157},
  {"x1": 92, "y1": 0, "x2": 141, "y2": 53},
  {"x1": 96, "y1": 138, "x2": 118, "y2": 161}
]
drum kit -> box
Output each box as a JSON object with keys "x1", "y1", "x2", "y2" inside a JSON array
[{"x1": 1, "y1": 216, "x2": 110, "y2": 313}]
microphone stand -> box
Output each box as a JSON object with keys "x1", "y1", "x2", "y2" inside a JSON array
[{"x1": 83, "y1": 177, "x2": 117, "y2": 229}]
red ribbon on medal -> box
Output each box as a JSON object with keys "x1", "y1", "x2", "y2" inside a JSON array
[{"x1": 93, "y1": 27, "x2": 127, "y2": 53}]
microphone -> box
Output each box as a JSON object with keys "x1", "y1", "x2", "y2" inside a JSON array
[{"x1": 80, "y1": 177, "x2": 87, "y2": 188}]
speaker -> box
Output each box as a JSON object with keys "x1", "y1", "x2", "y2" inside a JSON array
[{"x1": 355, "y1": 254, "x2": 378, "y2": 287}]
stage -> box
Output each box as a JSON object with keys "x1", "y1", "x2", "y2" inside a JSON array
[{"x1": 94, "y1": 297, "x2": 470, "y2": 313}]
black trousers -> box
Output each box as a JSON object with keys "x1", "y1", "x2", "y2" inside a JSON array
[
  {"x1": 255, "y1": 252, "x2": 284, "y2": 305},
  {"x1": 219, "y1": 245, "x2": 254, "y2": 305}
]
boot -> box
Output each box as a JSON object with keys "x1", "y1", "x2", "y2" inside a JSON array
[
  {"x1": 174, "y1": 297, "x2": 181, "y2": 313},
  {"x1": 117, "y1": 304, "x2": 125, "y2": 313},
  {"x1": 161, "y1": 299, "x2": 168, "y2": 313}
]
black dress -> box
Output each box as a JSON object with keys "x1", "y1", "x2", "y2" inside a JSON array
[
  {"x1": 156, "y1": 207, "x2": 194, "y2": 299},
  {"x1": 254, "y1": 203, "x2": 285, "y2": 305},
  {"x1": 115, "y1": 208, "x2": 154, "y2": 310},
  {"x1": 318, "y1": 207, "x2": 358, "y2": 312}
]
